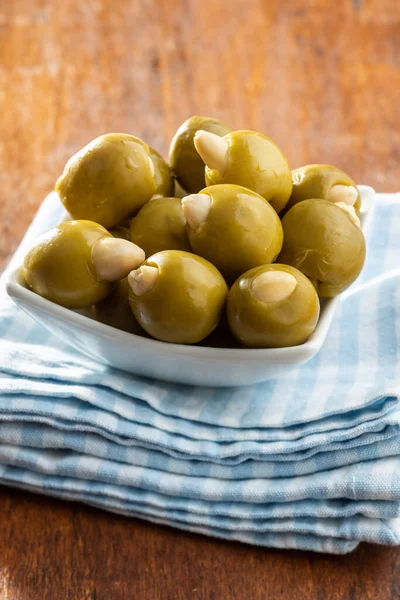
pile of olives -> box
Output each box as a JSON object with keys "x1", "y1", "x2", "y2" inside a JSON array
[{"x1": 22, "y1": 116, "x2": 366, "y2": 348}]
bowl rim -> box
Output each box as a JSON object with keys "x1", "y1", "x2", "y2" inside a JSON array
[{"x1": 5, "y1": 184, "x2": 376, "y2": 364}]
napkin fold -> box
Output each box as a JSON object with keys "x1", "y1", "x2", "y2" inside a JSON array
[{"x1": 0, "y1": 191, "x2": 400, "y2": 554}]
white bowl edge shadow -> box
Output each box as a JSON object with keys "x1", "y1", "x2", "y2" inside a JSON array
[{"x1": 5, "y1": 185, "x2": 376, "y2": 387}]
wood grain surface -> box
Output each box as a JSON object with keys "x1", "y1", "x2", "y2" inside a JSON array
[{"x1": 1, "y1": 0, "x2": 400, "y2": 598}]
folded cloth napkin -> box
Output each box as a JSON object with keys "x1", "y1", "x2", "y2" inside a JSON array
[{"x1": 0, "y1": 191, "x2": 400, "y2": 554}]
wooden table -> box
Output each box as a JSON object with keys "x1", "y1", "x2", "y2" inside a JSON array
[{"x1": 1, "y1": 1, "x2": 399, "y2": 598}]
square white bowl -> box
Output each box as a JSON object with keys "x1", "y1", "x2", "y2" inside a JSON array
[{"x1": 6, "y1": 186, "x2": 375, "y2": 387}]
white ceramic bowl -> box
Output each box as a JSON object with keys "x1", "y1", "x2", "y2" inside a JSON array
[{"x1": 6, "y1": 186, "x2": 375, "y2": 387}]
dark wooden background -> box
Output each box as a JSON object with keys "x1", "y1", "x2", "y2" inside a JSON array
[{"x1": 1, "y1": 0, "x2": 400, "y2": 598}]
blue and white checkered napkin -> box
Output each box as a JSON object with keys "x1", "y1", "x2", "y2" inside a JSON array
[{"x1": 1, "y1": 191, "x2": 400, "y2": 554}]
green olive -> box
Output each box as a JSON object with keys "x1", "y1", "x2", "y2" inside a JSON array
[
  {"x1": 279, "y1": 199, "x2": 366, "y2": 297},
  {"x1": 92, "y1": 278, "x2": 147, "y2": 336},
  {"x1": 149, "y1": 146, "x2": 175, "y2": 197},
  {"x1": 288, "y1": 164, "x2": 361, "y2": 214},
  {"x1": 182, "y1": 184, "x2": 283, "y2": 282},
  {"x1": 196, "y1": 129, "x2": 292, "y2": 213},
  {"x1": 169, "y1": 116, "x2": 232, "y2": 194},
  {"x1": 128, "y1": 250, "x2": 228, "y2": 344},
  {"x1": 23, "y1": 221, "x2": 114, "y2": 308},
  {"x1": 227, "y1": 264, "x2": 320, "y2": 348},
  {"x1": 23, "y1": 220, "x2": 146, "y2": 309},
  {"x1": 130, "y1": 197, "x2": 191, "y2": 257},
  {"x1": 56, "y1": 133, "x2": 157, "y2": 228}
]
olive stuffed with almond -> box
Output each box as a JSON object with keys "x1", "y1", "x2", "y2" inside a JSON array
[
  {"x1": 23, "y1": 220, "x2": 145, "y2": 309},
  {"x1": 227, "y1": 264, "x2": 320, "y2": 348},
  {"x1": 288, "y1": 164, "x2": 361, "y2": 215},
  {"x1": 194, "y1": 129, "x2": 292, "y2": 213},
  {"x1": 182, "y1": 184, "x2": 283, "y2": 282},
  {"x1": 128, "y1": 250, "x2": 228, "y2": 344},
  {"x1": 279, "y1": 199, "x2": 366, "y2": 297}
]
